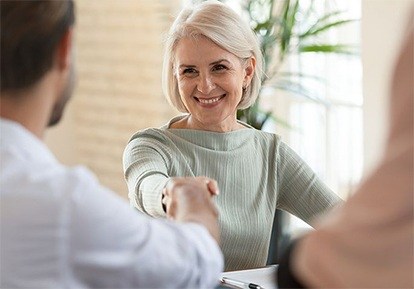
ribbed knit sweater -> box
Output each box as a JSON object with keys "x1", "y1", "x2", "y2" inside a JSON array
[{"x1": 123, "y1": 116, "x2": 342, "y2": 271}]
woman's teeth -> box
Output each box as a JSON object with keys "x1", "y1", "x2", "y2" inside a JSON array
[{"x1": 198, "y1": 95, "x2": 223, "y2": 104}]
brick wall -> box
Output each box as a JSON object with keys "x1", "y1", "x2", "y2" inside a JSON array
[{"x1": 47, "y1": 0, "x2": 180, "y2": 198}]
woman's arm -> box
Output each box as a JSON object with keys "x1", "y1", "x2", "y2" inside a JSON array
[
  {"x1": 123, "y1": 131, "x2": 171, "y2": 217},
  {"x1": 276, "y1": 142, "x2": 343, "y2": 225}
]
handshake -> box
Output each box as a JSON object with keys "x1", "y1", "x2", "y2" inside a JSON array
[{"x1": 162, "y1": 177, "x2": 221, "y2": 242}]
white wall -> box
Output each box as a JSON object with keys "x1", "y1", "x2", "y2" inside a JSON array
[{"x1": 361, "y1": 0, "x2": 413, "y2": 173}]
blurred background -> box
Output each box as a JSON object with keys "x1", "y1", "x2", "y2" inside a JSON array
[{"x1": 45, "y1": 0, "x2": 412, "y2": 228}]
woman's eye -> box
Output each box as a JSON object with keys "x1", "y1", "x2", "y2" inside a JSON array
[
  {"x1": 212, "y1": 64, "x2": 227, "y2": 71},
  {"x1": 182, "y1": 68, "x2": 197, "y2": 75}
]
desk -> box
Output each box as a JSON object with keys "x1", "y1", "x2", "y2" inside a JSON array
[{"x1": 219, "y1": 265, "x2": 278, "y2": 289}]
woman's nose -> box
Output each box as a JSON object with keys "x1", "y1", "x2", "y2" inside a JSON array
[{"x1": 197, "y1": 74, "x2": 215, "y2": 94}]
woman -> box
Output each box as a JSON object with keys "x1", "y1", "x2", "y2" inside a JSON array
[{"x1": 123, "y1": 0, "x2": 342, "y2": 271}]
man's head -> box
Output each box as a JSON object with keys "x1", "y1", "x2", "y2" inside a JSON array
[{"x1": 1, "y1": 0, "x2": 75, "y2": 126}]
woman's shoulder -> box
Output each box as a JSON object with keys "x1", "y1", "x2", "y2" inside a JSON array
[
  {"x1": 126, "y1": 116, "x2": 187, "y2": 147},
  {"x1": 128, "y1": 115, "x2": 188, "y2": 141},
  {"x1": 252, "y1": 128, "x2": 283, "y2": 143},
  {"x1": 128, "y1": 127, "x2": 168, "y2": 143},
  {"x1": 128, "y1": 126, "x2": 171, "y2": 143}
]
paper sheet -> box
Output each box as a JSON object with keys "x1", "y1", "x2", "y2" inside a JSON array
[{"x1": 220, "y1": 265, "x2": 278, "y2": 289}]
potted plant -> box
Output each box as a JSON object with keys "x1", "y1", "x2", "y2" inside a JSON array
[{"x1": 237, "y1": 0, "x2": 358, "y2": 129}]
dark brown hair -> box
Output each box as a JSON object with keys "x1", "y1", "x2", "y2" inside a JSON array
[{"x1": 1, "y1": 0, "x2": 75, "y2": 92}]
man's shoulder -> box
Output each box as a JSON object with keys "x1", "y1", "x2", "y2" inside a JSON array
[{"x1": 1, "y1": 158, "x2": 106, "y2": 197}]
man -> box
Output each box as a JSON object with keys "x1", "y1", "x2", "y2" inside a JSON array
[
  {"x1": 277, "y1": 7, "x2": 413, "y2": 289},
  {"x1": 0, "y1": 1, "x2": 223, "y2": 288}
]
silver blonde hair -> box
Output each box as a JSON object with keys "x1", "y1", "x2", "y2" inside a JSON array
[{"x1": 162, "y1": 0, "x2": 264, "y2": 112}]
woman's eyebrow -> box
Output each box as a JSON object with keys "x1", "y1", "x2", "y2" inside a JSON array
[
  {"x1": 178, "y1": 64, "x2": 196, "y2": 69},
  {"x1": 177, "y1": 59, "x2": 230, "y2": 69},
  {"x1": 210, "y1": 59, "x2": 230, "y2": 66}
]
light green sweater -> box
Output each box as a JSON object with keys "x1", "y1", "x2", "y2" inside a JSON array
[{"x1": 123, "y1": 116, "x2": 342, "y2": 271}]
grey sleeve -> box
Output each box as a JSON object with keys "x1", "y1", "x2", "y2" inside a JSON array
[
  {"x1": 122, "y1": 130, "x2": 170, "y2": 217},
  {"x1": 276, "y1": 142, "x2": 343, "y2": 225}
]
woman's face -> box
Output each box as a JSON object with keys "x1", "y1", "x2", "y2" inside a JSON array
[{"x1": 174, "y1": 35, "x2": 255, "y2": 132}]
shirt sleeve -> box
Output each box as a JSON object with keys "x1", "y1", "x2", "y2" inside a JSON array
[
  {"x1": 276, "y1": 142, "x2": 343, "y2": 224},
  {"x1": 70, "y1": 167, "x2": 224, "y2": 288},
  {"x1": 284, "y1": 127, "x2": 413, "y2": 288},
  {"x1": 123, "y1": 130, "x2": 170, "y2": 217},
  {"x1": 276, "y1": 240, "x2": 305, "y2": 289}
]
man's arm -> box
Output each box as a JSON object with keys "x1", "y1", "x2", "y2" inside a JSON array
[
  {"x1": 277, "y1": 10, "x2": 413, "y2": 288},
  {"x1": 71, "y1": 168, "x2": 223, "y2": 288}
]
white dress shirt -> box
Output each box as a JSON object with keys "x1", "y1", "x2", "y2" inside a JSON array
[{"x1": 0, "y1": 118, "x2": 223, "y2": 288}]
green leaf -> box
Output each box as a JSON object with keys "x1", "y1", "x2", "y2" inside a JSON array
[
  {"x1": 313, "y1": 10, "x2": 345, "y2": 22},
  {"x1": 299, "y1": 44, "x2": 358, "y2": 54},
  {"x1": 299, "y1": 19, "x2": 358, "y2": 38},
  {"x1": 303, "y1": 10, "x2": 345, "y2": 31},
  {"x1": 280, "y1": 0, "x2": 300, "y2": 60}
]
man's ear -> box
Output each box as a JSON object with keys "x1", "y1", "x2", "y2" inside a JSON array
[{"x1": 56, "y1": 28, "x2": 74, "y2": 71}]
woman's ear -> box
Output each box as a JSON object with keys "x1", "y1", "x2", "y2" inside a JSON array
[
  {"x1": 244, "y1": 56, "x2": 256, "y2": 87},
  {"x1": 55, "y1": 28, "x2": 74, "y2": 71}
]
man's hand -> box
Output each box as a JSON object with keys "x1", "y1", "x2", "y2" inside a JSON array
[{"x1": 162, "y1": 177, "x2": 220, "y2": 243}]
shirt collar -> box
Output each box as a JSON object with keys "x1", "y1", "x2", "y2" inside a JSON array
[{"x1": 0, "y1": 118, "x2": 57, "y2": 164}]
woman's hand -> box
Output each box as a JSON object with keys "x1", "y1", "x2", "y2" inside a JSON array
[{"x1": 162, "y1": 176, "x2": 220, "y2": 242}]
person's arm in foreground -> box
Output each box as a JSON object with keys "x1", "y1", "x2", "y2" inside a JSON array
[
  {"x1": 72, "y1": 171, "x2": 223, "y2": 288},
  {"x1": 278, "y1": 10, "x2": 413, "y2": 288}
]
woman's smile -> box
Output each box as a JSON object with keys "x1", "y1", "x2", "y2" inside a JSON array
[
  {"x1": 173, "y1": 35, "x2": 255, "y2": 132},
  {"x1": 195, "y1": 94, "x2": 226, "y2": 106}
]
